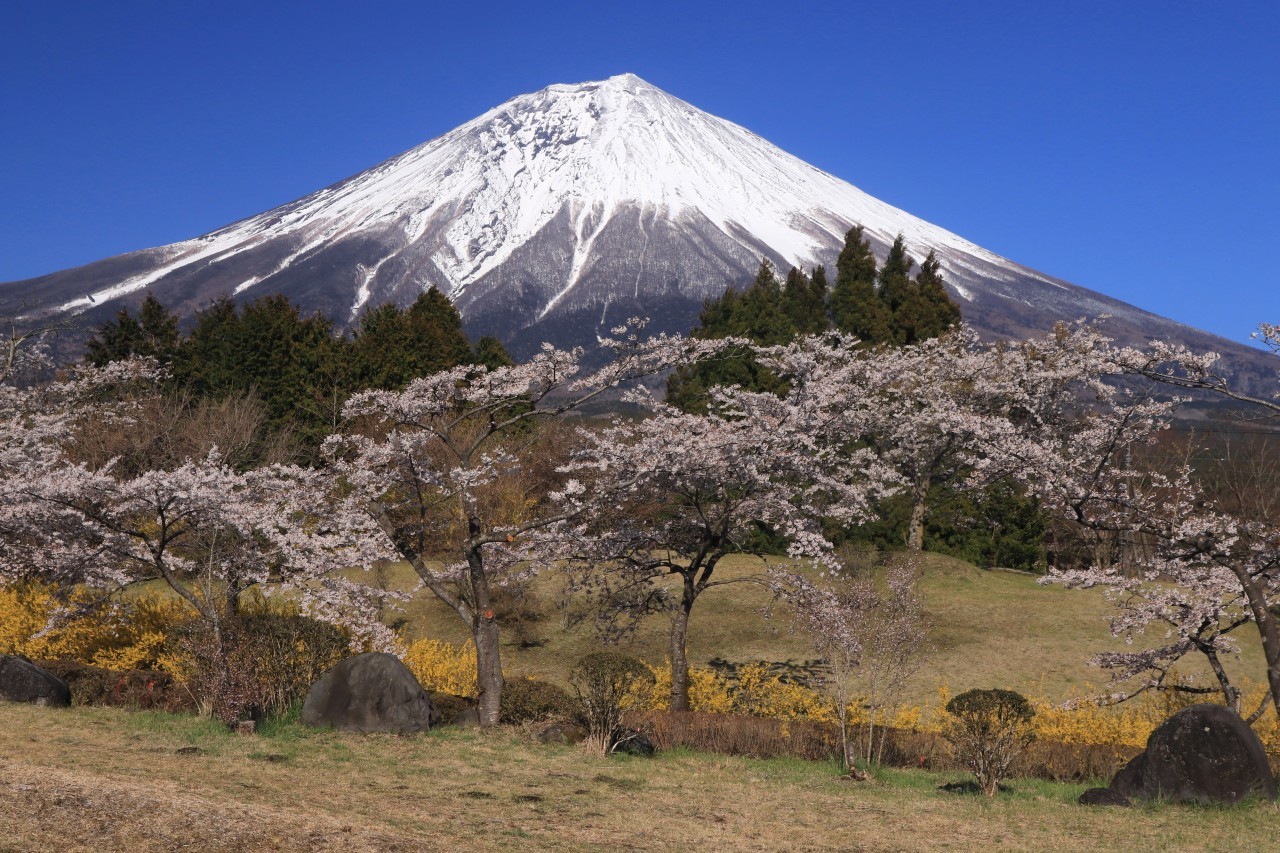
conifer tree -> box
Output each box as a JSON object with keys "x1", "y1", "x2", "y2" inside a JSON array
[
  {"x1": 783, "y1": 265, "x2": 829, "y2": 335},
  {"x1": 876, "y1": 234, "x2": 915, "y2": 316},
  {"x1": 85, "y1": 292, "x2": 180, "y2": 367},
  {"x1": 829, "y1": 226, "x2": 891, "y2": 345}
]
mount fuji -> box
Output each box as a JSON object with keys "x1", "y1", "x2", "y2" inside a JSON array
[{"x1": 1, "y1": 73, "x2": 1272, "y2": 386}]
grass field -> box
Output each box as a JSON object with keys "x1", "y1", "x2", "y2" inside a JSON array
[
  {"x1": 2, "y1": 702, "x2": 1276, "y2": 852},
  {"x1": 387, "y1": 551, "x2": 1266, "y2": 706}
]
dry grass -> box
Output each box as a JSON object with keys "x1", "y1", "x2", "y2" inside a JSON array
[
  {"x1": 385, "y1": 551, "x2": 1266, "y2": 706},
  {"x1": 2, "y1": 702, "x2": 1277, "y2": 851}
]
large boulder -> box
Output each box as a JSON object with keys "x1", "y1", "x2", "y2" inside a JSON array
[
  {"x1": 301, "y1": 652, "x2": 438, "y2": 733},
  {"x1": 0, "y1": 654, "x2": 71, "y2": 707},
  {"x1": 1109, "y1": 704, "x2": 1276, "y2": 804}
]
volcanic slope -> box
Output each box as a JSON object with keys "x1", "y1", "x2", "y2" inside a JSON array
[{"x1": 2, "y1": 73, "x2": 1272, "y2": 386}]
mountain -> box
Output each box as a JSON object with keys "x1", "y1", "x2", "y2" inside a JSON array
[{"x1": 1, "y1": 73, "x2": 1273, "y2": 390}]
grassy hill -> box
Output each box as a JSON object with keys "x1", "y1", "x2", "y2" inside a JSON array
[
  {"x1": 386, "y1": 551, "x2": 1266, "y2": 707},
  {"x1": 2, "y1": 703, "x2": 1276, "y2": 851}
]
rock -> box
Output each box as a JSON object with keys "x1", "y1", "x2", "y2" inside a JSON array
[
  {"x1": 0, "y1": 654, "x2": 71, "y2": 707},
  {"x1": 537, "y1": 722, "x2": 587, "y2": 745},
  {"x1": 1109, "y1": 704, "x2": 1276, "y2": 804},
  {"x1": 1078, "y1": 787, "x2": 1130, "y2": 807},
  {"x1": 301, "y1": 652, "x2": 438, "y2": 733},
  {"x1": 611, "y1": 728, "x2": 655, "y2": 756}
]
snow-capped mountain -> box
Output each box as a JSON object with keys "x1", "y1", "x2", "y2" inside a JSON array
[{"x1": 1, "y1": 73, "x2": 1272, "y2": 387}]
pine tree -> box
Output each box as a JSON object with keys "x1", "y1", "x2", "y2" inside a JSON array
[
  {"x1": 889, "y1": 250, "x2": 962, "y2": 345},
  {"x1": 876, "y1": 234, "x2": 915, "y2": 316},
  {"x1": 85, "y1": 292, "x2": 180, "y2": 366},
  {"x1": 783, "y1": 266, "x2": 828, "y2": 335},
  {"x1": 349, "y1": 288, "x2": 473, "y2": 390},
  {"x1": 665, "y1": 258, "x2": 794, "y2": 413},
  {"x1": 829, "y1": 226, "x2": 891, "y2": 345}
]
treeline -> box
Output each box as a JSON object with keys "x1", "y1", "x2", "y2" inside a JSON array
[
  {"x1": 668, "y1": 226, "x2": 1046, "y2": 571},
  {"x1": 85, "y1": 288, "x2": 510, "y2": 460},
  {"x1": 667, "y1": 227, "x2": 961, "y2": 412}
]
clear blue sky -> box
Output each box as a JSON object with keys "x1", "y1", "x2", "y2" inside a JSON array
[{"x1": 2, "y1": 1, "x2": 1276, "y2": 345}]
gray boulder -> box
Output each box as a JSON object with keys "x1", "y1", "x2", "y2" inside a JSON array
[
  {"x1": 0, "y1": 654, "x2": 71, "y2": 707},
  {"x1": 1109, "y1": 703, "x2": 1276, "y2": 804},
  {"x1": 301, "y1": 652, "x2": 438, "y2": 733}
]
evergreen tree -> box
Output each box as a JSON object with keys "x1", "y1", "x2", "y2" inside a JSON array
[
  {"x1": 783, "y1": 265, "x2": 829, "y2": 335},
  {"x1": 472, "y1": 335, "x2": 515, "y2": 370},
  {"x1": 666, "y1": 258, "x2": 794, "y2": 413},
  {"x1": 889, "y1": 250, "x2": 963, "y2": 345},
  {"x1": 829, "y1": 226, "x2": 892, "y2": 345},
  {"x1": 876, "y1": 234, "x2": 915, "y2": 316},
  {"x1": 85, "y1": 292, "x2": 180, "y2": 366},
  {"x1": 349, "y1": 288, "x2": 473, "y2": 390}
]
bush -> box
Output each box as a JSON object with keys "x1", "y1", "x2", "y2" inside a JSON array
[
  {"x1": 36, "y1": 659, "x2": 194, "y2": 712},
  {"x1": 500, "y1": 676, "x2": 574, "y2": 724},
  {"x1": 0, "y1": 582, "x2": 193, "y2": 670},
  {"x1": 401, "y1": 638, "x2": 478, "y2": 697},
  {"x1": 167, "y1": 611, "x2": 349, "y2": 725},
  {"x1": 570, "y1": 652, "x2": 654, "y2": 753},
  {"x1": 943, "y1": 688, "x2": 1036, "y2": 796},
  {"x1": 429, "y1": 692, "x2": 476, "y2": 726}
]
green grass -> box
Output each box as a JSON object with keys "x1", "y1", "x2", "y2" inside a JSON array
[{"x1": 382, "y1": 550, "x2": 1265, "y2": 705}]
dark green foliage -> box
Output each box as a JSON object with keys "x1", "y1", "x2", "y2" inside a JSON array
[
  {"x1": 34, "y1": 659, "x2": 194, "y2": 712},
  {"x1": 171, "y1": 295, "x2": 346, "y2": 454},
  {"x1": 944, "y1": 688, "x2": 1037, "y2": 796},
  {"x1": 840, "y1": 478, "x2": 1047, "y2": 572},
  {"x1": 349, "y1": 288, "x2": 474, "y2": 390},
  {"x1": 85, "y1": 292, "x2": 181, "y2": 367},
  {"x1": 783, "y1": 266, "x2": 828, "y2": 336},
  {"x1": 876, "y1": 235, "x2": 915, "y2": 315},
  {"x1": 472, "y1": 335, "x2": 515, "y2": 370},
  {"x1": 428, "y1": 691, "x2": 477, "y2": 725},
  {"x1": 83, "y1": 289, "x2": 500, "y2": 461},
  {"x1": 893, "y1": 250, "x2": 962, "y2": 345},
  {"x1": 666, "y1": 259, "x2": 796, "y2": 413},
  {"x1": 829, "y1": 226, "x2": 892, "y2": 345},
  {"x1": 499, "y1": 676, "x2": 575, "y2": 724},
  {"x1": 946, "y1": 688, "x2": 1034, "y2": 725}
]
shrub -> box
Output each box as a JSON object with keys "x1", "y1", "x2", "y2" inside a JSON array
[
  {"x1": 943, "y1": 688, "x2": 1036, "y2": 796},
  {"x1": 401, "y1": 638, "x2": 478, "y2": 697},
  {"x1": 429, "y1": 691, "x2": 476, "y2": 725},
  {"x1": 166, "y1": 610, "x2": 348, "y2": 724},
  {"x1": 0, "y1": 582, "x2": 193, "y2": 670},
  {"x1": 500, "y1": 675, "x2": 575, "y2": 724},
  {"x1": 36, "y1": 659, "x2": 194, "y2": 712},
  {"x1": 570, "y1": 652, "x2": 654, "y2": 753}
]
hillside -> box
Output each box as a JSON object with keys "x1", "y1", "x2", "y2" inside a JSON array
[{"x1": 387, "y1": 552, "x2": 1266, "y2": 707}]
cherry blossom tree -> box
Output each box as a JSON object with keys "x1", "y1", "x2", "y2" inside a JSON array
[
  {"x1": 554, "y1": 335, "x2": 904, "y2": 712},
  {"x1": 968, "y1": 322, "x2": 1280, "y2": 724},
  {"x1": 322, "y1": 324, "x2": 724, "y2": 725},
  {"x1": 2, "y1": 358, "x2": 393, "y2": 648},
  {"x1": 772, "y1": 555, "x2": 930, "y2": 775}
]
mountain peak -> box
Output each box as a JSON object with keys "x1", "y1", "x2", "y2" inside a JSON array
[{"x1": 9, "y1": 73, "x2": 1263, "y2": 386}]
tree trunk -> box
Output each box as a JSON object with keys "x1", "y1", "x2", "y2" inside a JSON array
[
  {"x1": 1236, "y1": 571, "x2": 1280, "y2": 726},
  {"x1": 669, "y1": 580, "x2": 696, "y2": 711},
  {"x1": 906, "y1": 476, "x2": 929, "y2": 551},
  {"x1": 474, "y1": 615, "x2": 505, "y2": 726}
]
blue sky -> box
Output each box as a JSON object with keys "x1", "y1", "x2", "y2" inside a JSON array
[{"x1": 2, "y1": 1, "x2": 1276, "y2": 345}]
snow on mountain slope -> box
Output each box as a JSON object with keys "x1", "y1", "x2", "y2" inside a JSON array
[{"x1": 1, "y1": 73, "x2": 1267, "y2": 388}]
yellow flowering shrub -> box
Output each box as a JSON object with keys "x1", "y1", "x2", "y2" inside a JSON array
[
  {"x1": 628, "y1": 660, "x2": 737, "y2": 713},
  {"x1": 401, "y1": 638, "x2": 478, "y2": 697},
  {"x1": 0, "y1": 582, "x2": 194, "y2": 670}
]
